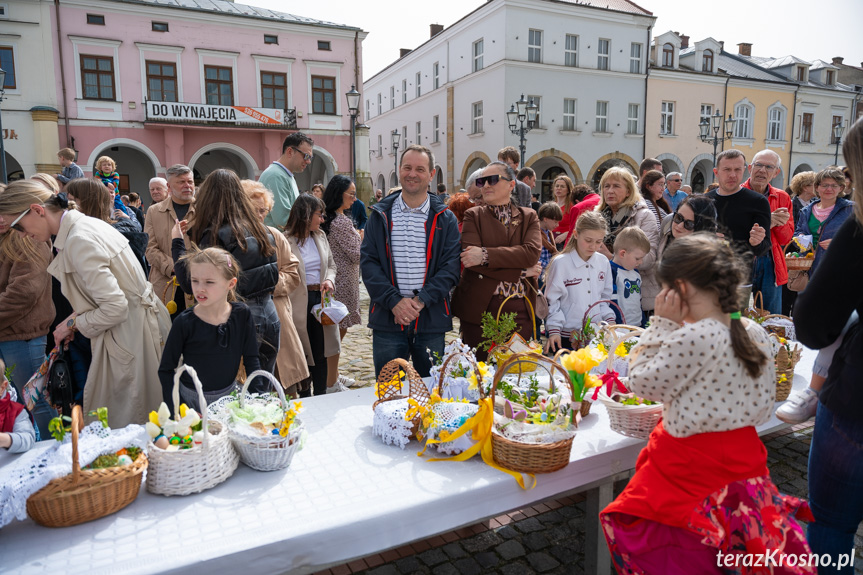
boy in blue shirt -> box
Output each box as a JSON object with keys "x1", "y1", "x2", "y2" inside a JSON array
[{"x1": 610, "y1": 227, "x2": 650, "y2": 326}]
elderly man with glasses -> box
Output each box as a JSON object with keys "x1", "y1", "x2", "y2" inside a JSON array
[
  {"x1": 662, "y1": 172, "x2": 687, "y2": 211},
  {"x1": 741, "y1": 149, "x2": 794, "y2": 314},
  {"x1": 261, "y1": 132, "x2": 314, "y2": 230}
]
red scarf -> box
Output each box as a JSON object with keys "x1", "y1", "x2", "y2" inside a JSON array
[{"x1": 0, "y1": 392, "x2": 25, "y2": 433}]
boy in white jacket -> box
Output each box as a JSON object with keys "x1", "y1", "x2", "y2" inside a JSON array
[{"x1": 545, "y1": 211, "x2": 616, "y2": 352}]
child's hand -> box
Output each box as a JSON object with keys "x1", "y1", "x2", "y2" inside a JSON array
[
  {"x1": 544, "y1": 334, "x2": 561, "y2": 354},
  {"x1": 171, "y1": 219, "x2": 188, "y2": 239},
  {"x1": 654, "y1": 288, "x2": 688, "y2": 325}
]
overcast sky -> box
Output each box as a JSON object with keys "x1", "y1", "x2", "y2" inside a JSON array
[{"x1": 253, "y1": 0, "x2": 863, "y2": 82}]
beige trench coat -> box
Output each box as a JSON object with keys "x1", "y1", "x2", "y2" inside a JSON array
[
  {"x1": 269, "y1": 227, "x2": 310, "y2": 390},
  {"x1": 144, "y1": 197, "x2": 196, "y2": 309},
  {"x1": 48, "y1": 210, "x2": 171, "y2": 427},
  {"x1": 287, "y1": 232, "x2": 340, "y2": 364}
]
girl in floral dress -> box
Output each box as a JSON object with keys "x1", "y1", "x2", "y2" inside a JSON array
[{"x1": 601, "y1": 233, "x2": 814, "y2": 575}]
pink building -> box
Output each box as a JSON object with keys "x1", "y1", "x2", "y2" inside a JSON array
[{"x1": 53, "y1": 0, "x2": 366, "y2": 206}]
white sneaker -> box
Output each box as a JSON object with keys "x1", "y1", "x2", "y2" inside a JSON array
[
  {"x1": 327, "y1": 380, "x2": 349, "y2": 393},
  {"x1": 775, "y1": 387, "x2": 819, "y2": 424},
  {"x1": 338, "y1": 375, "x2": 360, "y2": 388}
]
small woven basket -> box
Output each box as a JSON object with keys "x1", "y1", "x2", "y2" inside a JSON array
[
  {"x1": 569, "y1": 300, "x2": 624, "y2": 350},
  {"x1": 761, "y1": 314, "x2": 794, "y2": 339},
  {"x1": 27, "y1": 405, "x2": 148, "y2": 528},
  {"x1": 435, "y1": 351, "x2": 486, "y2": 400},
  {"x1": 595, "y1": 331, "x2": 661, "y2": 440},
  {"x1": 146, "y1": 364, "x2": 239, "y2": 496},
  {"x1": 373, "y1": 358, "x2": 430, "y2": 436},
  {"x1": 490, "y1": 353, "x2": 577, "y2": 474},
  {"x1": 226, "y1": 370, "x2": 304, "y2": 472},
  {"x1": 772, "y1": 334, "x2": 802, "y2": 402},
  {"x1": 490, "y1": 294, "x2": 542, "y2": 372},
  {"x1": 785, "y1": 255, "x2": 814, "y2": 271}
]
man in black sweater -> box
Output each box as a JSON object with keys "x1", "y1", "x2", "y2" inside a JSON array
[{"x1": 705, "y1": 150, "x2": 771, "y2": 301}]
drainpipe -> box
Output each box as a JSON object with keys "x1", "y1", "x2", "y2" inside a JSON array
[
  {"x1": 788, "y1": 85, "x2": 798, "y2": 188},
  {"x1": 354, "y1": 31, "x2": 360, "y2": 118},
  {"x1": 55, "y1": 0, "x2": 72, "y2": 147},
  {"x1": 642, "y1": 24, "x2": 651, "y2": 162},
  {"x1": 722, "y1": 75, "x2": 730, "y2": 153}
]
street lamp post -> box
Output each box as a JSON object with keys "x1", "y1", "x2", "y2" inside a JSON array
[
  {"x1": 833, "y1": 123, "x2": 845, "y2": 165},
  {"x1": 391, "y1": 129, "x2": 401, "y2": 186},
  {"x1": 0, "y1": 68, "x2": 7, "y2": 184},
  {"x1": 345, "y1": 84, "x2": 361, "y2": 183},
  {"x1": 699, "y1": 110, "x2": 736, "y2": 182},
  {"x1": 506, "y1": 94, "x2": 539, "y2": 168}
]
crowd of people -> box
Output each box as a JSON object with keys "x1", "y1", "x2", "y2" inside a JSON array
[{"x1": 0, "y1": 118, "x2": 861, "y2": 573}]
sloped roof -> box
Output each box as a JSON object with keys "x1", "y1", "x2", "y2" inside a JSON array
[
  {"x1": 717, "y1": 52, "x2": 787, "y2": 82},
  {"x1": 763, "y1": 55, "x2": 811, "y2": 69},
  {"x1": 115, "y1": 0, "x2": 362, "y2": 30},
  {"x1": 810, "y1": 59, "x2": 839, "y2": 71},
  {"x1": 561, "y1": 0, "x2": 652, "y2": 16}
]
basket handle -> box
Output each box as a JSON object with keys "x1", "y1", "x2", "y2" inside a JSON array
[
  {"x1": 172, "y1": 364, "x2": 210, "y2": 451},
  {"x1": 372, "y1": 357, "x2": 429, "y2": 410},
  {"x1": 606, "y1": 327, "x2": 644, "y2": 367},
  {"x1": 240, "y1": 370, "x2": 289, "y2": 411},
  {"x1": 161, "y1": 276, "x2": 178, "y2": 305},
  {"x1": 581, "y1": 299, "x2": 624, "y2": 329},
  {"x1": 436, "y1": 352, "x2": 485, "y2": 399},
  {"x1": 70, "y1": 404, "x2": 84, "y2": 485},
  {"x1": 490, "y1": 352, "x2": 577, "y2": 422},
  {"x1": 598, "y1": 324, "x2": 643, "y2": 348},
  {"x1": 496, "y1": 294, "x2": 537, "y2": 341},
  {"x1": 751, "y1": 290, "x2": 764, "y2": 314}
]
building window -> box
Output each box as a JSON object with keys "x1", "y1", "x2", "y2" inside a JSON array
[
  {"x1": 630, "y1": 43, "x2": 642, "y2": 74},
  {"x1": 0, "y1": 46, "x2": 15, "y2": 89},
  {"x1": 734, "y1": 103, "x2": 753, "y2": 138},
  {"x1": 261, "y1": 71, "x2": 287, "y2": 109},
  {"x1": 433, "y1": 115, "x2": 440, "y2": 142},
  {"x1": 433, "y1": 62, "x2": 440, "y2": 89},
  {"x1": 832, "y1": 115, "x2": 843, "y2": 143},
  {"x1": 801, "y1": 112, "x2": 813, "y2": 143},
  {"x1": 700, "y1": 104, "x2": 713, "y2": 126},
  {"x1": 595, "y1": 100, "x2": 608, "y2": 132},
  {"x1": 565, "y1": 34, "x2": 578, "y2": 67},
  {"x1": 627, "y1": 103, "x2": 640, "y2": 134},
  {"x1": 473, "y1": 39, "x2": 484, "y2": 72},
  {"x1": 472, "y1": 101, "x2": 483, "y2": 134},
  {"x1": 402, "y1": 125, "x2": 407, "y2": 144},
  {"x1": 767, "y1": 106, "x2": 785, "y2": 141},
  {"x1": 365, "y1": 99, "x2": 370, "y2": 120},
  {"x1": 528, "y1": 95, "x2": 541, "y2": 127},
  {"x1": 401, "y1": 79, "x2": 407, "y2": 104},
  {"x1": 416, "y1": 121, "x2": 422, "y2": 144},
  {"x1": 152, "y1": 21, "x2": 168, "y2": 32},
  {"x1": 528, "y1": 29, "x2": 542, "y2": 63},
  {"x1": 563, "y1": 98, "x2": 576, "y2": 131},
  {"x1": 826, "y1": 70, "x2": 835, "y2": 85},
  {"x1": 702, "y1": 49, "x2": 713, "y2": 72},
  {"x1": 145, "y1": 60, "x2": 177, "y2": 102},
  {"x1": 311, "y1": 75, "x2": 336, "y2": 114},
  {"x1": 377, "y1": 92, "x2": 382, "y2": 112},
  {"x1": 81, "y1": 54, "x2": 115, "y2": 100},
  {"x1": 662, "y1": 43, "x2": 674, "y2": 67},
  {"x1": 377, "y1": 134, "x2": 382, "y2": 157},
  {"x1": 660, "y1": 101, "x2": 674, "y2": 135},
  {"x1": 597, "y1": 38, "x2": 609, "y2": 70},
  {"x1": 317, "y1": 41, "x2": 331, "y2": 51},
  {"x1": 796, "y1": 66, "x2": 805, "y2": 81},
  {"x1": 389, "y1": 86, "x2": 394, "y2": 109},
  {"x1": 416, "y1": 72, "x2": 421, "y2": 98},
  {"x1": 204, "y1": 65, "x2": 233, "y2": 106},
  {"x1": 86, "y1": 13, "x2": 105, "y2": 25},
  {"x1": 264, "y1": 34, "x2": 278, "y2": 45}
]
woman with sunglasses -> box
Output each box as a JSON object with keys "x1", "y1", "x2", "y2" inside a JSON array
[
  {"x1": 453, "y1": 162, "x2": 542, "y2": 361},
  {"x1": 0, "y1": 180, "x2": 170, "y2": 428}
]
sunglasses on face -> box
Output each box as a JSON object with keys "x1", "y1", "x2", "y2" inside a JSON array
[
  {"x1": 9, "y1": 208, "x2": 31, "y2": 232},
  {"x1": 672, "y1": 212, "x2": 696, "y2": 231},
  {"x1": 475, "y1": 174, "x2": 512, "y2": 187},
  {"x1": 291, "y1": 146, "x2": 314, "y2": 162},
  {"x1": 668, "y1": 179, "x2": 682, "y2": 182}
]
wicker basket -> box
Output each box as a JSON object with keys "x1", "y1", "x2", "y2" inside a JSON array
[
  {"x1": 146, "y1": 364, "x2": 239, "y2": 496},
  {"x1": 490, "y1": 294, "x2": 543, "y2": 372},
  {"x1": 373, "y1": 358, "x2": 430, "y2": 436},
  {"x1": 785, "y1": 254, "x2": 814, "y2": 271},
  {"x1": 225, "y1": 370, "x2": 304, "y2": 472},
  {"x1": 569, "y1": 300, "x2": 624, "y2": 350},
  {"x1": 27, "y1": 405, "x2": 148, "y2": 527},
  {"x1": 772, "y1": 334, "x2": 802, "y2": 402},
  {"x1": 435, "y1": 351, "x2": 486, "y2": 400},
  {"x1": 595, "y1": 331, "x2": 661, "y2": 440},
  {"x1": 490, "y1": 353, "x2": 577, "y2": 474},
  {"x1": 745, "y1": 291, "x2": 771, "y2": 321},
  {"x1": 761, "y1": 313, "x2": 794, "y2": 340}
]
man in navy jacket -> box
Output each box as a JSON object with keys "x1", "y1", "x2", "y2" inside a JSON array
[{"x1": 361, "y1": 145, "x2": 461, "y2": 377}]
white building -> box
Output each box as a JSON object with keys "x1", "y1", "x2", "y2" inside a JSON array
[
  {"x1": 363, "y1": 0, "x2": 655, "y2": 200},
  {"x1": 1, "y1": 0, "x2": 61, "y2": 180}
]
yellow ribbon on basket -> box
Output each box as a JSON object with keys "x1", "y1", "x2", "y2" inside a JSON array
[{"x1": 421, "y1": 397, "x2": 536, "y2": 490}]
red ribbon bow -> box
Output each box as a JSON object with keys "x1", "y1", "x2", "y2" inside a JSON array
[{"x1": 592, "y1": 370, "x2": 628, "y2": 401}]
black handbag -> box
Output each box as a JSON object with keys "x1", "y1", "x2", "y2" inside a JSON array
[{"x1": 47, "y1": 345, "x2": 75, "y2": 417}]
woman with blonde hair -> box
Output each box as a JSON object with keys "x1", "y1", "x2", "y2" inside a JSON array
[
  {"x1": 29, "y1": 173, "x2": 60, "y2": 195},
  {"x1": 789, "y1": 171, "x2": 817, "y2": 225},
  {"x1": 0, "y1": 180, "x2": 170, "y2": 427},
  {"x1": 242, "y1": 180, "x2": 309, "y2": 396}
]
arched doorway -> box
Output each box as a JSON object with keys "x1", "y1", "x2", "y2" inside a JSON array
[
  {"x1": 294, "y1": 146, "x2": 336, "y2": 193},
  {"x1": 464, "y1": 157, "x2": 486, "y2": 185},
  {"x1": 389, "y1": 171, "x2": 398, "y2": 189},
  {"x1": 376, "y1": 174, "x2": 385, "y2": 194},
  {"x1": 191, "y1": 149, "x2": 253, "y2": 184},
  {"x1": 4, "y1": 152, "x2": 24, "y2": 181},
  {"x1": 91, "y1": 145, "x2": 157, "y2": 205},
  {"x1": 435, "y1": 165, "x2": 444, "y2": 190},
  {"x1": 660, "y1": 159, "x2": 682, "y2": 175},
  {"x1": 793, "y1": 163, "x2": 813, "y2": 176},
  {"x1": 690, "y1": 158, "x2": 714, "y2": 194},
  {"x1": 540, "y1": 166, "x2": 565, "y2": 203},
  {"x1": 591, "y1": 159, "x2": 635, "y2": 190}
]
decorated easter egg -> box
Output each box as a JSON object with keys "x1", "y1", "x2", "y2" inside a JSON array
[
  {"x1": 182, "y1": 435, "x2": 192, "y2": 445},
  {"x1": 154, "y1": 435, "x2": 169, "y2": 449},
  {"x1": 169, "y1": 435, "x2": 181, "y2": 445},
  {"x1": 193, "y1": 431, "x2": 204, "y2": 444},
  {"x1": 117, "y1": 454, "x2": 133, "y2": 465}
]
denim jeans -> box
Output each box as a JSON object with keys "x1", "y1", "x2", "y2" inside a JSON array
[
  {"x1": 0, "y1": 337, "x2": 56, "y2": 440},
  {"x1": 751, "y1": 254, "x2": 781, "y2": 314},
  {"x1": 247, "y1": 295, "x2": 280, "y2": 386},
  {"x1": 807, "y1": 402, "x2": 863, "y2": 574},
  {"x1": 373, "y1": 329, "x2": 445, "y2": 379}
]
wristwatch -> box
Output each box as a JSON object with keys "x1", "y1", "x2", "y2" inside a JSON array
[{"x1": 66, "y1": 316, "x2": 77, "y2": 331}]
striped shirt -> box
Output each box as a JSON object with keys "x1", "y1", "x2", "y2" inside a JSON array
[{"x1": 390, "y1": 194, "x2": 429, "y2": 297}]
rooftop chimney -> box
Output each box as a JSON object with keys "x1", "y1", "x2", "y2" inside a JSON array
[
  {"x1": 430, "y1": 24, "x2": 443, "y2": 38},
  {"x1": 680, "y1": 35, "x2": 689, "y2": 49},
  {"x1": 719, "y1": 41, "x2": 725, "y2": 51},
  {"x1": 399, "y1": 48, "x2": 412, "y2": 58},
  {"x1": 737, "y1": 43, "x2": 752, "y2": 57},
  {"x1": 832, "y1": 56, "x2": 844, "y2": 66}
]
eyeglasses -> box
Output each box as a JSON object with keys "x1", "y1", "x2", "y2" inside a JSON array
[
  {"x1": 468, "y1": 195, "x2": 484, "y2": 204},
  {"x1": 475, "y1": 174, "x2": 513, "y2": 187},
  {"x1": 668, "y1": 178, "x2": 682, "y2": 182},
  {"x1": 818, "y1": 184, "x2": 843, "y2": 190},
  {"x1": 672, "y1": 212, "x2": 696, "y2": 231},
  {"x1": 752, "y1": 162, "x2": 776, "y2": 172},
  {"x1": 345, "y1": 191, "x2": 357, "y2": 197},
  {"x1": 291, "y1": 146, "x2": 314, "y2": 162},
  {"x1": 9, "y1": 208, "x2": 31, "y2": 232}
]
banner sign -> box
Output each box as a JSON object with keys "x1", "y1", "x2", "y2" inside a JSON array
[{"x1": 146, "y1": 101, "x2": 284, "y2": 125}]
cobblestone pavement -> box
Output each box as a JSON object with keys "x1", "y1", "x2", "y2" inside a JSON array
[{"x1": 325, "y1": 285, "x2": 863, "y2": 575}]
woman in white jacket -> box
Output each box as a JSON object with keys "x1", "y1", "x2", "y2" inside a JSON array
[{"x1": 544, "y1": 211, "x2": 615, "y2": 352}]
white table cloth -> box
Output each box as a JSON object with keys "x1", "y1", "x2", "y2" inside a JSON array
[{"x1": 0, "y1": 348, "x2": 815, "y2": 575}]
